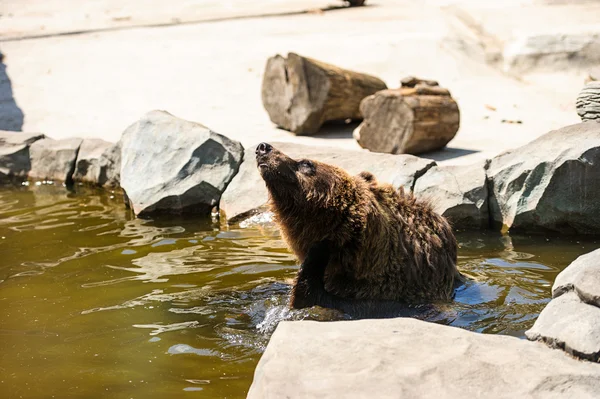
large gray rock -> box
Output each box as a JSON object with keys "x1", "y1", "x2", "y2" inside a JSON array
[
  {"x1": 220, "y1": 142, "x2": 436, "y2": 222},
  {"x1": 576, "y1": 82, "x2": 600, "y2": 122},
  {"x1": 526, "y1": 292, "x2": 600, "y2": 362},
  {"x1": 487, "y1": 122, "x2": 600, "y2": 234},
  {"x1": 413, "y1": 161, "x2": 488, "y2": 229},
  {"x1": 120, "y1": 110, "x2": 243, "y2": 217},
  {"x1": 29, "y1": 137, "x2": 83, "y2": 183},
  {"x1": 72, "y1": 138, "x2": 120, "y2": 186},
  {"x1": 526, "y1": 249, "x2": 600, "y2": 362},
  {"x1": 553, "y1": 249, "x2": 600, "y2": 307},
  {"x1": 0, "y1": 131, "x2": 45, "y2": 182},
  {"x1": 249, "y1": 318, "x2": 600, "y2": 399}
]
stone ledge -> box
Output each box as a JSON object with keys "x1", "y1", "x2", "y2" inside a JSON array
[{"x1": 248, "y1": 318, "x2": 600, "y2": 399}]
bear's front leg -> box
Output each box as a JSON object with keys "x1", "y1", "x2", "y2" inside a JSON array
[{"x1": 290, "y1": 240, "x2": 330, "y2": 309}]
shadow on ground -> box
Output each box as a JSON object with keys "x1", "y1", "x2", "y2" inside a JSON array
[
  {"x1": 0, "y1": 53, "x2": 24, "y2": 131},
  {"x1": 423, "y1": 147, "x2": 480, "y2": 162},
  {"x1": 312, "y1": 120, "x2": 360, "y2": 139}
]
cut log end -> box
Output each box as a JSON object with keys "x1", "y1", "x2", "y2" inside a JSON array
[
  {"x1": 355, "y1": 88, "x2": 460, "y2": 155},
  {"x1": 261, "y1": 53, "x2": 387, "y2": 135}
]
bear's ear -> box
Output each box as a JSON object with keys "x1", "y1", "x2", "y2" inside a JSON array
[
  {"x1": 298, "y1": 159, "x2": 316, "y2": 176},
  {"x1": 358, "y1": 171, "x2": 376, "y2": 183}
]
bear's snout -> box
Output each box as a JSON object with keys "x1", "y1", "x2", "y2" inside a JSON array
[{"x1": 255, "y1": 142, "x2": 272, "y2": 157}]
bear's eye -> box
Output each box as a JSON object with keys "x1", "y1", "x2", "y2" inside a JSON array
[{"x1": 298, "y1": 160, "x2": 315, "y2": 175}]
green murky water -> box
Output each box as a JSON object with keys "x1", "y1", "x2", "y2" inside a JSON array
[{"x1": 0, "y1": 185, "x2": 598, "y2": 398}]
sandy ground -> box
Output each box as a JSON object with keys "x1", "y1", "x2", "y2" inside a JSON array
[{"x1": 0, "y1": 0, "x2": 597, "y2": 165}]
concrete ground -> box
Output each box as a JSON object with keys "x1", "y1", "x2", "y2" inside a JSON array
[{"x1": 1, "y1": 0, "x2": 598, "y2": 165}]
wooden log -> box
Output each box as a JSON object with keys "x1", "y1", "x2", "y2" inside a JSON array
[
  {"x1": 353, "y1": 87, "x2": 460, "y2": 155},
  {"x1": 400, "y1": 76, "x2": 439, "y2": 88},
  {"x1": 261, "y1": 53, "x2": 387, "y2": 135}
]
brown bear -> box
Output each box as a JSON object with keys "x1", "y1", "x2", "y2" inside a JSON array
[{"x1": 255, "y1": 142, "x2": 461, "y2": 315}]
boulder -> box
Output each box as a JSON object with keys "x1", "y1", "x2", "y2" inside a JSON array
[
  {"x1": 220, "y1": 142, "x2": 435, "y2": 222},
  {"x1": 119, "y1": 110, "x2": 243, "y2": 217},
  {"x1": 353, "y1": 86, "x2": 460, "y2": 155},
  {"x1": 526, "y1": 292, "x2": 600, "y2": 362},
  {"x1": 248, "y1": 318, "x2": 600, "y2": 399},
  {"x1": 487, "y1": 122, "x2": 600, "y2": 234},
  {"x1": 413, "y1": 161, "x2": 489, "y2": 229},
  {"x1": 553, "y1": 249, "x2": 600, "y2": 307},
  {"x1": 0, "y1": 131, "x2": 45, "y2": 182},
  {"x1": 526, "y1": 249, "x2": 600, "y2": 362},
  {"x1": 576, "y1": 82, "x2": 600, "y2": 122},
  {"x1": 72, "y1": 138, "x2": 120, "y2": 186},
  {"x1": 28, "y1": 137, "x2": 83, "y2": 183}
]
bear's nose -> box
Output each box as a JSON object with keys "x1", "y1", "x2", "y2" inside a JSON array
[{"x1": 256, "y1": 142, "x2": 272, "y2": 156}]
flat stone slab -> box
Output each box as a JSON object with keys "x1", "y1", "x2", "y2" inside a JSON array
[
  {"x1": 249, "y1": 318, "x2": 600, "y2": 399},
  {"x1": 526, "y1": 291, "x2": 600, "y2": 362},
  {"x1": 220, "y1": 142, "x2": 435, "y2": 222}
]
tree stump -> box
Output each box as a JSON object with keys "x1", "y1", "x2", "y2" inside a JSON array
[
  {"x1": 261, "y1": 53, "x2": 387, "y2": 135},
  {"x1": 576, "y1": 82, "x2": 600, "y2": 123},
  {"x1": 353, "y1": 79, "x2": 460, "y2": 155}
]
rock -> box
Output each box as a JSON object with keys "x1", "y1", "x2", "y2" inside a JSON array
[
  {"x1": 72, "y1": 138, "x2": 120, "y2": 186},
  {"x1": 220, "y1": 142, "x2": 435, "y2": 222},
  {"x1": 528, "y1": 249, "x2": 600, "y2": 361},
  {"x1": 503, "y1": 32, "x2": 600, "y2": 74},
  {"x1": 119, "y1": 110, "x2": 243, "y2": 217},
  {"x1": 576, "y1": 82, "x2": 600, "y2": 122},
  {"x1": 248, "y1": 318, "x2": 600, "y2": 399},
  {"x1": 413, "y1": 161, "x2": 488, "y2": 229},
  {"x1": 28, "y1": 137, "x2": 83, "y2": 184},
  {"x1": 261, "y1": 53, "x2": 387, "y2": 135},
  {"x1": 353, "y1": 87, "x2": 460, "y2": 155},
  {"x1": 0, "y1": 131, "x2": 45, "y2": 182},
  {"x1": 553, "y1": 249, "x2": 600, "y2": 307},
  {"x1": 526, "y1": 291, "x2": 600, "y2": 362},
  {"x1": 99, "y1": 141, "x2": 121, "y2": 188},
  {"x1": 487, "y1": 122, "x2": 600, "y2": 234}
]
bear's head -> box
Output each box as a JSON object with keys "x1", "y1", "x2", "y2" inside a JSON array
[{"x1": 255, "y1": 143, "x2": 354, "y2": 210}]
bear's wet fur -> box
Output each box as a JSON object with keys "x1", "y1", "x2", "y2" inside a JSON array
[{"x1": 255, "y1": 143, "x2": 461, "y2": 315}]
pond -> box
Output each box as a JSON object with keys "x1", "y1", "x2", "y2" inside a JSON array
[{"x1": 0, "y1": 185, "x2": 598, "y2": 399}]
